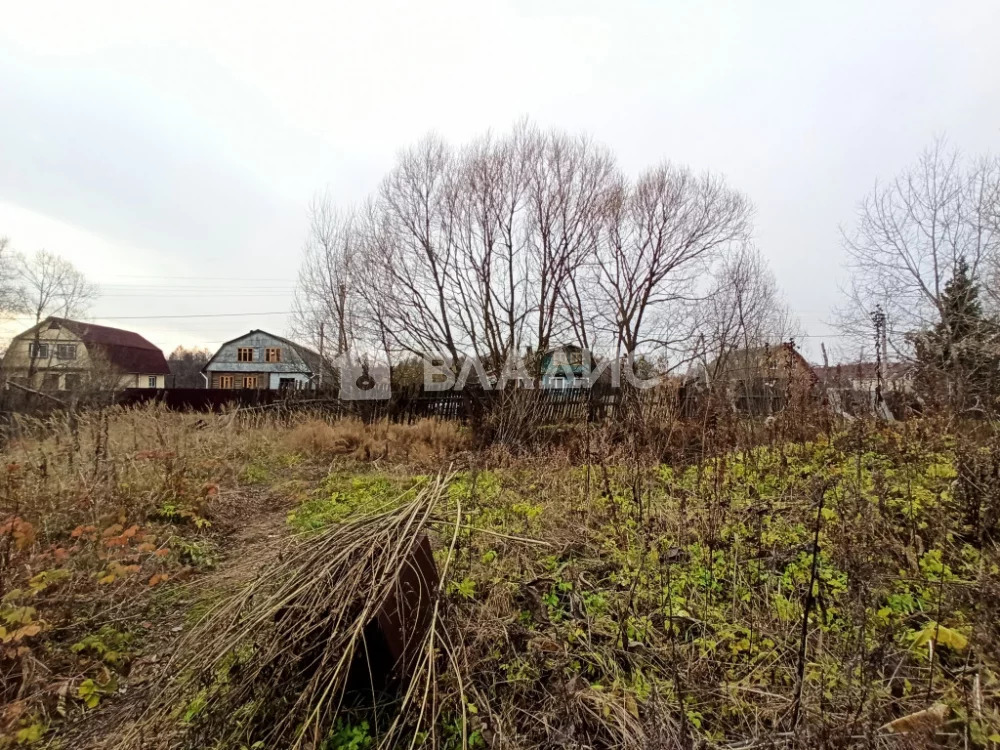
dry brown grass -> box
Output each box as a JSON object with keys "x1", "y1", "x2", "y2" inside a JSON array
[
  {"x1": 0, "y1": 407, "x2": 322, "y2": 746},
  {"x1": 285, "y1": 417, "x2": 468, "y2": 463}
]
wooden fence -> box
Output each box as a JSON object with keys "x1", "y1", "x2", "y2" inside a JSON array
[{"x1": 117, "y1": 384, "x2": 686, "y2": 423}]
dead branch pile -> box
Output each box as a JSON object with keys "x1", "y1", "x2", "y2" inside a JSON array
[{"x1": 118, "y1": 475, "x2": 464, "y2": 750}]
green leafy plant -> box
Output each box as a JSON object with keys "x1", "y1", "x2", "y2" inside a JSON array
[{"x1": 321, "y1": 719, "x2": 373, "y2": 750}]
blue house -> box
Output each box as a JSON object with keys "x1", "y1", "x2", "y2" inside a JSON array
[{"x1": 539, "y1": 344, "x2": 591, "y2": 389}]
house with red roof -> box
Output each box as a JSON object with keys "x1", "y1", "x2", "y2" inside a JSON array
[{"x1": 1, "y1": 317, "x2": 170, "y2": 392}]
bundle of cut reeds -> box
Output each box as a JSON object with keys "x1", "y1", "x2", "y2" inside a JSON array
[{"x1": 119, "y1": 473, "x2": 467, "y2": 750}]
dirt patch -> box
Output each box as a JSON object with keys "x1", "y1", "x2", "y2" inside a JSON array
[{"x1": 51, "y1": 489, "x2": 295, "y2": 750}]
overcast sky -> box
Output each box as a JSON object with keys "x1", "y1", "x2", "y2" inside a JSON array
[{"x1": 1, "y1": 0, "x2": 997, "y2": 362}]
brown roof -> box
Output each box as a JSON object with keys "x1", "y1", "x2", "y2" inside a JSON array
[
  {"x1": 42, "y1": 318, "x2": 170, "y2": 375},
  {"x1": 699, "y1": 342, "x2": 817, "y2": 383}
]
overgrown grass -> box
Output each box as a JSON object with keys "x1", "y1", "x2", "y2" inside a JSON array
[
  {"x1": 4, "y1": 408, "x2": 1000, "y2": 749},
  {"x1": 0, "y1": 407, "x2": 469, "y2": 747},
  {"x1": 253, "y1": 421, "x2": 1000, "y2": 748},
  {"x1": 417, "y1": 422, "x2": 1000, "y2": 748},
  {"x1": 287, "y1": 472, "x2": 428, "y2": 532}
]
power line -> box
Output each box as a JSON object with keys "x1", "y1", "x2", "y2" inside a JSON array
[
  {"x1": 93, "y1": 311, "x2": 293, "y2": 320},
  {"x1": 100, "y1": 294, "x2": 294, "y2": 298},
  {"x1": 98, "y1": 287, "x2": 296, "y2": 293},
  {"x1": 105, "y1": 275, "x2": 298, "y2": 282}
]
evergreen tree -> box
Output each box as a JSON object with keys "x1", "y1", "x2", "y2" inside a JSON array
[{"x1": 913, "y1": 257, "x2": 998, "y2": 408}]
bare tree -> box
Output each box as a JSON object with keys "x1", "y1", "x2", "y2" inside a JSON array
[
  {"x1": 369, "y1": 135, "x2": 467, "y2": 364},
  {"x1": 449, "y1": 126, "x2": 533, "y2": 369},
  {"x1": 524, "y1": 130, "x2": 618, "y2": 359},
  {"x1": 0, "y1": 237, "x2": 21, "y2": 315},
  {"x1": 596, "y1": 163, "x2": 753, "y2": 369},
  {"x1": 294, "y1": 121, "x2": 770, "y2": 389},
  {"x1": 13, "y1": 250, "x2": 98, "y2": 379},
  {"x1": 839, "y1": 137, "x2": 1000, "y2": 356},
  {"x1": 981, "y1": 160, "x2": 1000, "y2": 311},
  {"x1": 16, "y1": 250, "x2": 97, "y2": 325},
  {"x1": 168, "y1": 346, "x2": 213, "y2": 388},
  {"x1": 349, "y1": 197, "x2": 408, "y2": 376},
  {"x1": 291, "y1": 191, "x2": 360, "y2": 357},
  {"x1": 698, "y1": 244, "x2": 797, "y2": 379}
]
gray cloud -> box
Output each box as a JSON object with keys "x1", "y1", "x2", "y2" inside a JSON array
[{"x1": 0, "y1": 0, "x2": 997, "y2": 359}]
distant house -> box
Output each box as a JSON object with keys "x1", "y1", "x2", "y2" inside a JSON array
[
  {"x1": 202, "y1": 330, "x2": 332, "y2": 390},
  {"x1": 814, "y1": 361, "x2": 915, "y2": 417},
  {"x1": 540, "y1": 344, "x2": 592, "y2": 388},
  {"x1": 1, "y1": 317, "x2": 170, "y2": 392},
  {"x1": 813, "y1": 362, "x2": 914, "y2": 394},
  {"x1": 691, "y1": 342, "x2": 817, "y2": 414}
]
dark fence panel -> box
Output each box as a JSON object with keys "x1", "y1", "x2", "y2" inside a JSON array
[
  {"x1": 117, "y1": 384, "x2": 688, "y2": 424},
  {"x1": 118, "y1": 388, "x2": 284, "y2": 412}
]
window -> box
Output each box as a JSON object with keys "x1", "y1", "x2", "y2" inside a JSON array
[
  {"x1": 219, "y1": 375, "x2": 234, "y2": 389},
  {"x1": 279, "y1": 377, "x2": 296, "y2": 390},
  {"x1": 265, "y1": 347, "x2": 282, "y2": 363},
  {"x1": 28, "y1": 343, "x2": 49, "y2": 359},
  {"x1": 56, "y1": 344, "x2": 77, "y2": 360},
  {"x1": 64, "y1": 374, "x2": 81, "y2": 391},
  {"x1": 242, "y1": 376, "x2": 258, "y2": 389},
  {"x1": 148, "y1": 376, "x2": 158, "y2": 388},
  {"x1": 42, "y1": 374, "x2": 60, "y2": 391},
  {"x1": 237, "y1": 347, "x2": 254, "y2": 362}
]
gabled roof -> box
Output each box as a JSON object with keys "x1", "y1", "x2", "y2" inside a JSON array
[
  {"x1": 19, "y1": 317, "x2": 170, "y2": 375},
  {"x1": 540, "y1": 343, "x2": 591, "y2": 376},
  {"x1": 697, "y1": 342, "x2": 816, "y2": 384},
  {"x1": 542, "y1": 343, "x2": 586, "y2": 354},
  {"x1": 267, "y1": 332, "x2": 331, "y2": 375},
  {"x1": 202, "y1": 330, "x2": 334, "y2": 377}
]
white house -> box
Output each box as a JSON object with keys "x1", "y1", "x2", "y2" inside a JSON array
[{"x1": 202, "y1": 330, "x2": 332, "y2": 390}]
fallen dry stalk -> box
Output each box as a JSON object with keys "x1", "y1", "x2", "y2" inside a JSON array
[{"x1": 117, "y1": 473, "x2": 462, "y2": 750}]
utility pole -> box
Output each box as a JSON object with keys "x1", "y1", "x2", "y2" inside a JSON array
[
  {"x1": 337, "y1": 282, "x2": 347, "y2": 355},
  {"x1": 880, "y1": 311, "x2": 889, "y2": 389},
  {"x1": 318, "y1": 321, "x2": 325, "y2": 390}
]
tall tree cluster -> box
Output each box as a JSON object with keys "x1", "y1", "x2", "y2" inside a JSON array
[
  {"x1": 840, "y1": 138, "x2": 1000, "y2": 410},
  {"x1": 168, "y1": 346, "x2": 213, "y2": 388},
  {"x1": 840, "y1": 138, "x2": 1000, "y2": 354},
  {"x1": 294, "y1": 123, "x2": 790, "y2": 377}
]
